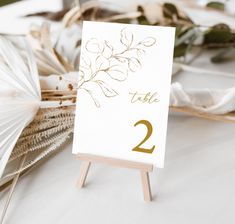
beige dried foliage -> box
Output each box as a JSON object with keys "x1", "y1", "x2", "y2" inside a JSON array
[{"x1": 0, "y1": 107, "x2": 74, "y2": 188}]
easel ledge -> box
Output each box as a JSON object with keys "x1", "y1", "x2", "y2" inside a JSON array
[{"x1": 76, "y1": 153, "x2": 154, "y2": 201}]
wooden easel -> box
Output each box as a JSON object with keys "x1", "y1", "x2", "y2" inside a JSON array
[{"x1": 77, "y1": 153, "x2": 153, "y2": 201}]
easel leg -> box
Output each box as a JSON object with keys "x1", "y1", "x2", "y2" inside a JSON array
[
  {"x1": 77, "y1": 161, "x2": 91, "y2": 188},
  {"x1": 140, "y1": 171, "x2": 152, "y2": 201}
]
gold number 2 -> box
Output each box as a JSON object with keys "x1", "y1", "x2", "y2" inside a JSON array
[{"x1": 132, "y1": 120, "x2": 155, "y2": 154}]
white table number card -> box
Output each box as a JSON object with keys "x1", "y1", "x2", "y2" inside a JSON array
[{"x1": 73, "y1": 21, "x2": 175, "y2": 168}]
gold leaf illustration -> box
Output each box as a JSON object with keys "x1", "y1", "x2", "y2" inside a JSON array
[
  {"x1": 79, "y1": 56, "x2": 92, "y2": 79},
  {"x1": 136, "y1": 48, "x2": 145, "y2": 57},
  {"x1": 106, "y1": 65, "x2": 128, "y2": 81},
  {"x1": 128, "y1": 57, "x2": 141, "y2": 72},
  {"x1": 78, "y1": 69, "x2": 85, "y2": 82},
  {"x1": 139, "y1": 37, "x2": 156, "y2": 47},
  {"x1": 78, "y1": 27, "x2": 156, "y2": 107},
  {"x1": 95, "y1": 55, "x2": 110, "y2": 70},
  {"x1": 81, "y1": 88, "x2": 100, "y2": 108},
  {"x1": 120, "y1": 28, "x2": 134, "y2": 47},
  {"x1": 85, "y1": 38, "x2": 104, "y2": 53},
  {"x1": 96, "y1": 80, "x2": 118, "y2": 97},
  {"x1": 102, "y1": 41, "x2": 113, "y2": 58},
  {"x1": 80, "y1": 56, "x2": 91, "y2": 68},
  {"x1": 113, "y1": 56, "x2": 127, "y2": 63}
]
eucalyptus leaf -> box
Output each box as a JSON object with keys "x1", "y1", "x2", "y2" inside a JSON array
[
  {"x1": 96, "y1": 80, "x2": 118, "y2": 97},
  {"x1": 204, "y1": 23, "x2": 233, "y2": 44},
  {"x1": 137, "y1": 6, "x2": 150, "y2": 25},
  {"x1": 137, "y1": 16, "x2": 151, "y2": 25},
  {"x1": 174, "y1": 44, "x2": 188, "y2": 58},
  {"x1": 163, "y1": 3, "x2": 179, "y2": 19},
  {"x1": 211, "y1": 47, "x2": 235, "y2": 63},
  {"x1": 206, "y1": 1, "x2": 225, "y2": 11}
]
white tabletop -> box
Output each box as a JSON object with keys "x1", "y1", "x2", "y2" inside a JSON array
[{"x1": 0, "y1": 1, "x2": 235, "y2": 224}]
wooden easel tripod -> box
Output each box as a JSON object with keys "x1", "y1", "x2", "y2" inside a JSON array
[{"x1": 77, "y1": 153, "x2": 153, "y2": 201}]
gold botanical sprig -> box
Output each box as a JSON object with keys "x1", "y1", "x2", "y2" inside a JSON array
[{"x1": 78, "y1": 28, "x2": 156, "y2": 107}]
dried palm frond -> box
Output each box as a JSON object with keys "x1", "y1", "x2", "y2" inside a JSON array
[
  {"x1": 0, "y1": 36, "x2": 41, "y2": 224},
  {"x1": 0, "y1": 36, "x2": 41, "y2": 179},
  {"x1": 0, "y1": 106, "x2": 74, "y2": 223},
  {"x1": 1, "y1": 106, "x2": 75, "y2": 187},
  {"x1": 29, "y1": 22, "x2": 79, "y2": 76}
]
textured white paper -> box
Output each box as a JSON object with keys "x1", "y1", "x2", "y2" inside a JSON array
[{"x1": 73, "y1": 21, "x2": 175, "y2": 168}]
